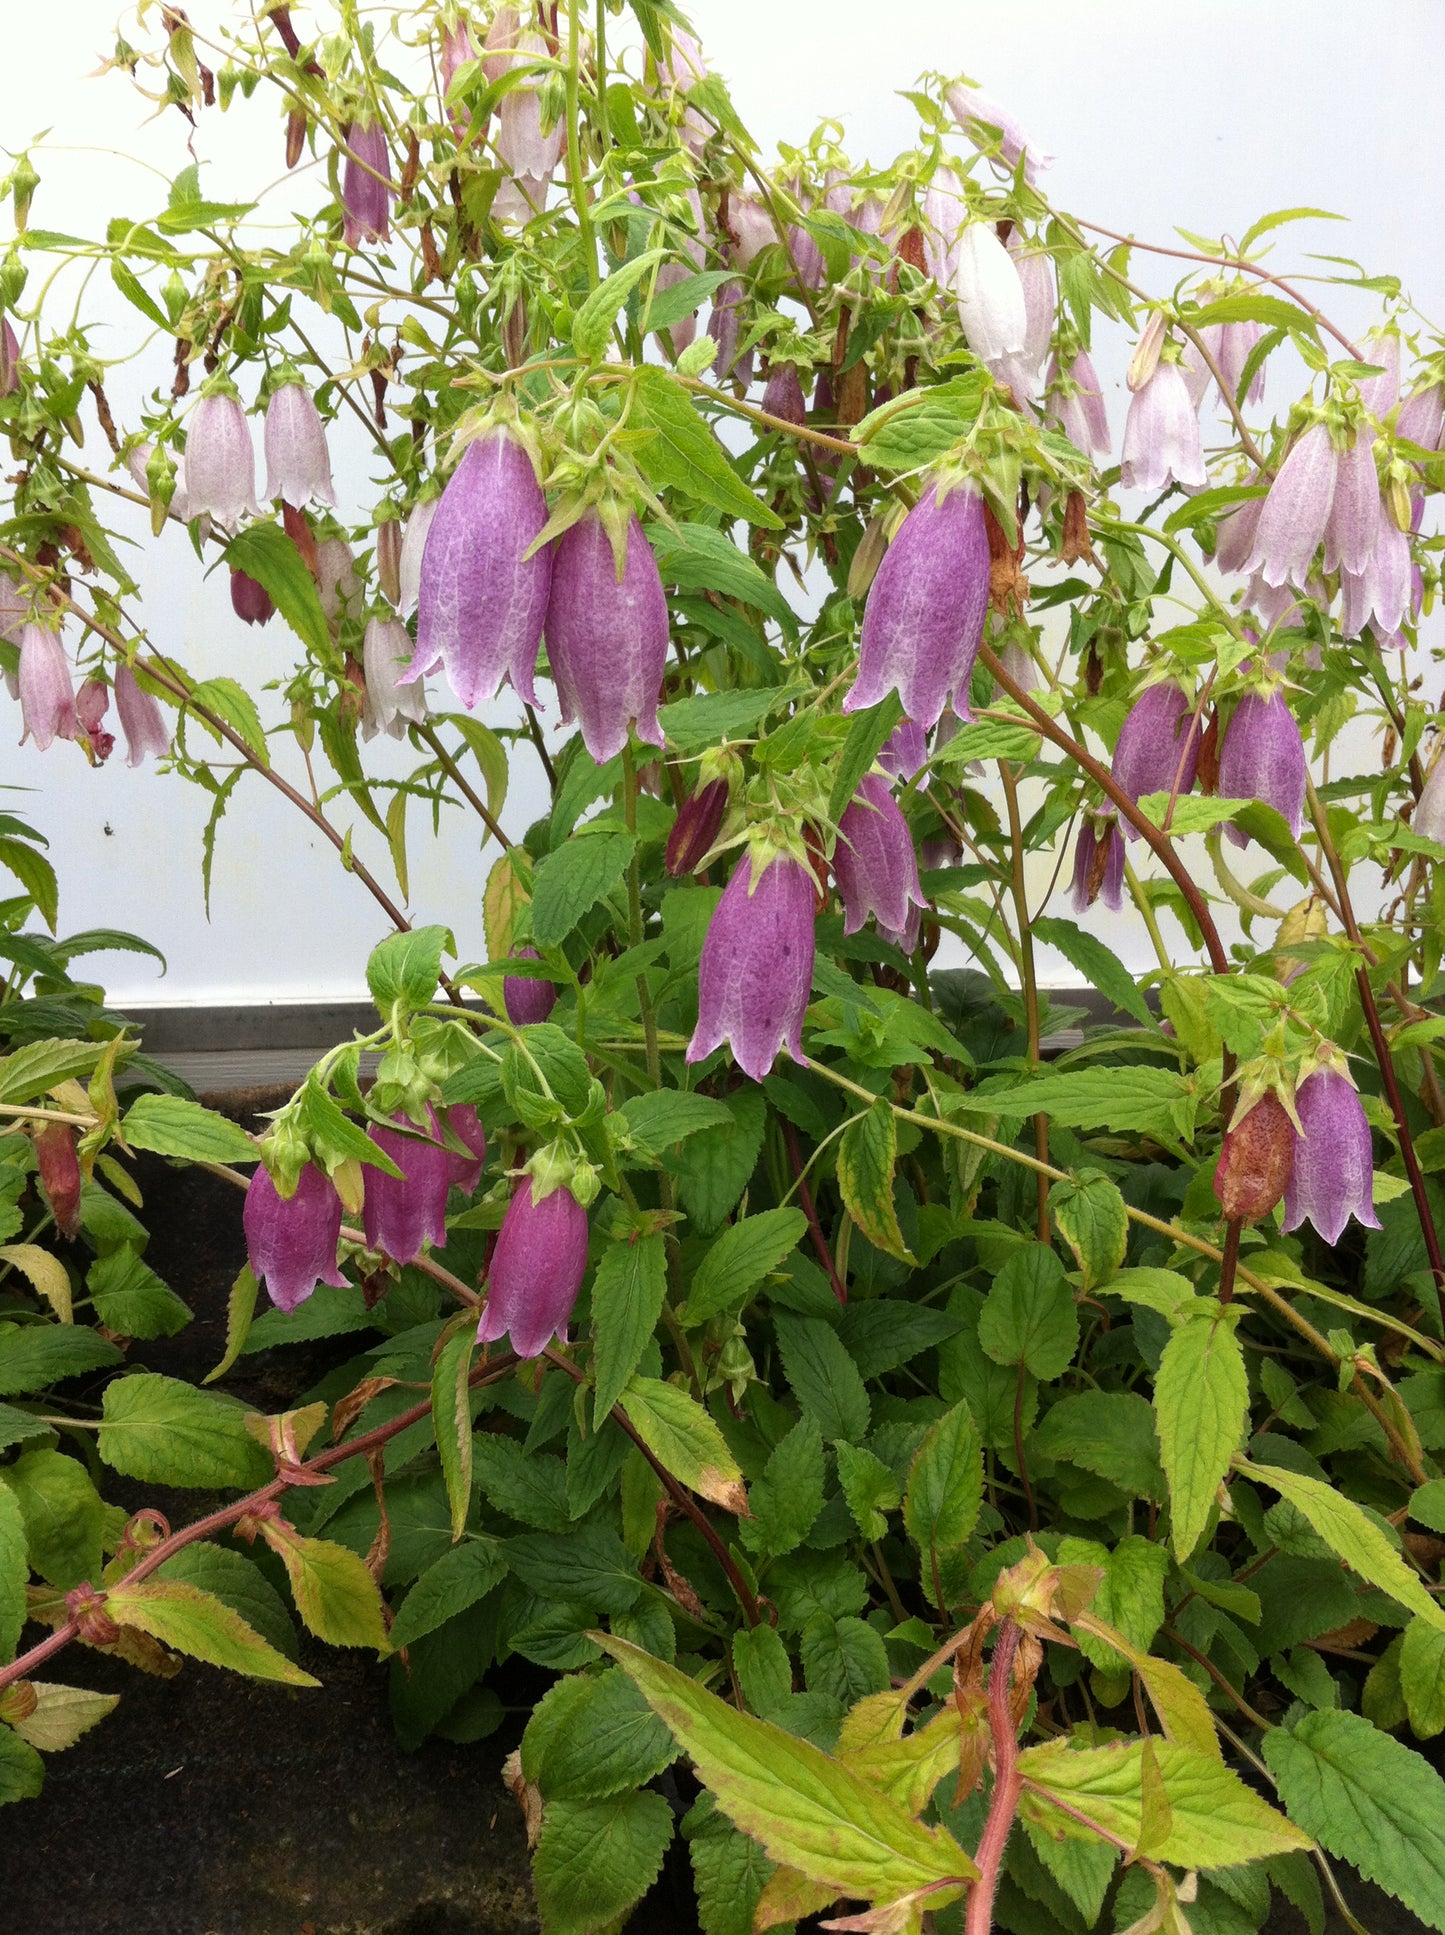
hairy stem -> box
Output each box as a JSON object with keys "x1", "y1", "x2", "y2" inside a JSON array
[{"x1": 967, "y1": 1619, "x2": 1022, "y2": 1935}]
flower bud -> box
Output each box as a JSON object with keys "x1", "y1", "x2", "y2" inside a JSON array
[
  {"x1": 1244, "y1": 421, "x2": 1338, "y2": 589},
  {"x1": 1071, "y1": 812, "x2": 1124, "y2": 913},
  {"x1": 375, "y1": 515, "x2": 402, "y2": 607},
  {"x1": 845, "y1": 478, "x2": 989, "y2": 731},
  {"x1": 1127, "y1": 313, "x2": 1169, "y2": 395},
  {"x1": 316, "y1": 537, "x2": 362, "y2": 624},
  {"x1": 414, "y1": 430, "x2": 552, "y2": 710},
  {"x1": 285, "y1": 108, "x2": 307, "y2": 170},
  {"x1": 1218, "y1": 687, "x2": 1306, "y2": 846},
  {"x1": 439, "y1": 18, "x2": 480, "y2": 138},
  {"x1": 835, "y1": 774, "x2": 927, "y2": 942},
  {"x1": 263, "y1": 380, "x2": 337, "y2": 509},
  {"x1": 1283, "y1": 1060, "x2": 1381, "y2": 1246},
  {"x1": 666, "y1": 776, "x2": 729, "y2": 876},
  {"x1": 545, "y1": 510, "x2": 669, "y2": 763},
  {"x1": 76, "y1": 678, "x2": 114, "y2": 764},
  {"x1": 921, "y1": 165, "x2": 964, "y2": 287},
  {"x1": 361, "y1": 615, "x2": 428, "y2": 741},
  {"x1": 0, "y1": 317, "x2": 18, "y2": 397},
  {"x1": 230, "y1": 567, "x2": 274, "y2": 627},
  {"x1": 503, "y1": 945, "x2": 557, "y2": 1026},
  {"x1": 1415, "y1": 753, "x2": 1445, "y2": 847},
  {"x1": 362, "y1": 1116, "x2": 449, "y2": 1265},
  {"x1": 1121, "y1": 360, "x2": 1206, "y2": 491},
  {"x1": 1112, "y1": 682, "x2": 1201, "y2": 838},
  {"x1": 17, "y1": 623, "x2": 80, "y2": 750},
  {"x1": 954, "y1": 223, "x2": 1028, "y2": 368},
  {"x1": 1213, "y1": 1091, "x2": 1295, "y2": 1222},
  {"x1": 185, "y1": 389, "x2": 260, "y2": 529},
  {"x1": 114, "y1": 663, "x2": 170, "y2": 767},
  {"x1": 476, "y1": 1176, "x2": 588, "y2": 1359},
  {"x1": 944, "y1": 83, "x2": 1052, "y2": 184},
  {"x1": 706, "y1": 279, "x2": 749, "y2": 385},
  {"x1": 761, "y1": 363, "x2": 807, "y2": 428},
  {"x1": 35, "y1": 1120, "x2": 81, "y2": 1238},
  {"x1": 396, "y1": 496, "x2": 440, "y2": 617},
  {"x1": 243, "y1": 1160, "x2": 347, "y2": 1313},
  {"x1": 687, "y1": 849, "x2": 816, "y2": 1083},
  {"x1": 341, "y1": 119, "x2": 394, "y2": 247}
]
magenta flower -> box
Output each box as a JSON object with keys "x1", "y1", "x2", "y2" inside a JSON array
[
  {"x1": 230, "y1": 567, "x2": 274, "y2": 627},
  {"x1": 433, "y1": 1103, "x2": 487, "y2": 1193},
  {"x1": 1245, "y1": 422, "x2": 1338, "y2": 588},
  {"x1": 545, "y1": 511, "x2": 669, "y2": 763},
  {"x1": 879, "y1": 718, "x2": 929, "y2": 782},
  {"x1": 439, "y1": 18, "x2": 478, "y2": 137},
  {"x1": 1397, "y1": 382, "x2": 1445, "y2": 455},
  {"x1": 1218, "y1": 687, "x2": 1306, "y2": 846},
  {"x1": 762, "y1": 364, "x2": 807, "y2": 428},
  {"x1": 185, "y1": 391, "x2": 260, "y2": 529},
  {"x1": 666, "y1": 778, "x2": 730, "y2": 877},
  {"x1": 1283, "y1": 1063, "x2": 1381, "y2": 1246},
  {"x1": 263, "y1": 382, "x2": 337, "y2": 509},
  {"x1": 1322, "y1": 432, "x2": 1380, "y2": 577},
  {"x1": 1112, "y1": 681, "x2": 1201, "y2": 837},
  {"x1": 688, "y1": 851, "x2": 816, "y2": 1082},
  {"x1": 362, "y1": 615, "x2": 428, "y2": 741},
  {"x1": 1121, "y1": 361, "x2": 1206, "y2": 491},
  {"x1": 397, "y1": 497, "x2": 440, "y2": 617},
  {"x1": 477, "y1": 1178, "x2": 589, "y2": 1359},
  {"x1": 341, "y1": 119, "x2": 394, "y2": 247},
  {"x1": 1356, "y1": 330, "x2": 1400, "y2": 417},
  {"x1": 1071, "y1": 813, "x2": 1124, "y2": 913},
  {"x1": 503, "y1": 946, "x2": 557, "y2": 1027},
  {"x1": 944, "y1": 82, "x2": 1052, "y2": 183},
  {"x1": 17, "y1": 624, "x2": 79, "y2": 750},
  {"x1": 114, "y1": 663, "x2": 170, "y2": 767},
  {"x1": 1047, "y1": 351, "x2": 1110, "y2": 460},
  {"x1": 362, "y1": 1116, "x2": 450, "y2": 1264},
  {"x1": 845, "y1": 480, "x2": 989, "y2": 730},
  {"x1": 955, "y1": 223, "x2": 1028, "y2": 369},
  {"x1": 706, "y1": 279, "x2": 750, "y2": 384},
  {"x1": 414, "y1": 431, "x2": 552, "y2": 709},
  {"x1": 835, "y1": 774, "x2": 927, "y2": 941},
  {"x1": 243, "y1": 1161, "x2": 347, "y2": 1314},
  {"x1": 76, "y1": 679, "x2": 114, "y2": 764}
]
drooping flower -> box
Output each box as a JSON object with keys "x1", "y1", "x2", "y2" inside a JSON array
[
  {"x1": 1007, "y1": 231, "x2": 1055, "y2": 386},
  {"x1": 921, "y1": 165, "x2": 965, "y2": 287},
  {"x1": 1071, "y1": 812, "x2": 1124, "y2": 913},
  {"x1": 1244, "y1": 421, "x2": 1338, "y2": 588},
  {"x1": 729, "y1": 195, "x2": 778, "y2": 270},
  {"x1": 492, "y1": 174, "x2": 551, "y2": 226},
  {"x1": 413, "y1": 431, "x2": 552, "y2": 709},
  {"x1": 362, "y1": 1116, "x2": 450, "y2": 1264},
  {"x1": 1213, "y1": 1091, "x2": 1295, "y2": 1222},
  {"x1": 761, "y1": 363, "x2": 807, "y2": 428},
  {"x1": 230, "y1": 567, "x2": 274, "y2": 627},
  {"x1": 1212, "y1": 493, "x2": 1263, "y2": 575},
  {"x1": 688, "y1": 850, "x2": 816, "y2": 1082},
  {"x1": 658, "y1": 22, "x2": 710, "y2": 154},
  {"x1": 1047, "y1": 351, "x2": 1110, "y2": 460},
  {"x1": 184, "y1": 390, "x2": 260, "y2": 529},
  {"x1": 243, "y1": 1161, "x2": 347, "y2": 1313},
  {"x1": 954, "y1": 223, "x2": 1028, "y2": 370},
  {"x1": 878, "y1": 718, "x2": 929, "y2": 782},
  {"x1": 1321, "y1": 431, "x2": 1380, "y2": 577},
  {"x1": 544, "y1": 511, "x2": 669, "y2": 763},
  {"x1": 845, "y1": 479, "x2": 989, "y2": 730},
  {"x1": 666, "y1": 777, "x2": 730, "y2": 876},
  {"x1": 361, "y1": 614, "x2": 428, "y2": 741},
  {"x1": 341, "y1": 118, "x2": 394, "y2": 247},
  {"x1": 1414, "y1": 753, "x2": 1445, "y2": 846},
  {"x1": 476, "y1": 1177, "x2": 589, "y2": 1359},
  {"x1": 1397, "y1": 382, "x2": 1445, "y2": 455},
  {"x1": 263, "y1": 381, "x2": 337, "y2": 509},
  {"x1": 944, "y1": 82, "x2": 1052, "y2": 183},
  {"x1": 114, "y1": 663, "x2": 170, "y2": 767},
  {"x1": 76, "y1": 679, "x2": 114, "y2": 764},
  {"x1": 1356, "y1": 329, "x2": 1401, "y2": 418},
  {"x1": 1112, "y1": 681, "x2": 1201, "y2": 837},
  {"x1": 439, "y1": 17, "x2": 479, "y2": 138},
  {"x1": 17, "y1": 623, "x2": 79, "y2": 750},
  {"x1": 707, "y1": 278, "x2": 750, "y2": 385},
  {"x1": 503, "y1": 946, "x2": 557, "y2": 1026},
  {"x1": 0, "y1": 317, "x2": 19, "y2": 396},
  {"x1": 1207, "y1": 319, "x2": 1266, "y2": 408},
  {"x1": 1217, "y1": 687, "x2": 1306, "y2": 846},
  {"x1": 316, "y1": 537, "x2": 362, "y2": 623},
  {"x1": 1283, "y1": 1061, "x2": 1381, "y2": 1246},
  {"x1": 496, "y1": 31, "x2": 566, "y2": 180},
  {"x1": 1340, "y1": 503, "x2": 1410, "y2": 639},
  {"x1": 835, "y1": 775, "x2": 927, "y2": 941},
  {"x1": 396, "y1": 496, "x2": 440, "y2": 617},
  {"x1": 1120, "y1": 360, "x2": 1206, "y2": 491},
  {"x1": 375, "y1": 517, "x2": 402, "y2": 606},
  {"x1": 34, "y1": 1122, "x2": 82, "y2": 1238},
  {"x1": 434, "y1": 1103, "x2": 487, "y2": 1193}
]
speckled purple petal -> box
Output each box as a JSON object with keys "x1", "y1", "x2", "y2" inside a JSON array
[
  {"x1": 476, "y1": 1179, "x2": 588, "y2": 1359},
  {"x1": 687, "y1": 853, "x2": 816, "y2": 1083},
  {"x1": 544, "y1": 512, "x2": 669, "y2": 762},
  {"x1": 1283, "y1": 1067, "x2": 1381, "y2": 1246},
  {"x1": 1218, "y1": 688, "x2": 1306, "y2": 847},
  {"x1": 834, "y1": 774, "x2": 927, "y2": 938}
]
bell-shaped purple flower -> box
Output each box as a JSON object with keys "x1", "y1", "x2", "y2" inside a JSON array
[
  {"x1": 879, "y1": 718, "x2": 929, "y2": 782},
  {"x1": 707, "y1": 279, "x2": 749, "y2": 384},
  {"x1": 944, "y1": 82, "x2": 1052, "y2": 184},
  {"x1": 497, "y1": 32, "x2": 565, "y2": 179},
  {"x1": 433, "y1": 1104, "x2": 487, "y2": 1193},
  {"x1": 762, "y1": 364, "x2": 807, "y2": 428},
  {"x1": 835, "y1": 775, "x2": 927, "y2": 941},
  {"x1": 185, "y1": 391, "x2": 260, "y2": 529},
  {"x1": 504, "y1": 946, "x2": 557, "y2": 1026},
  {"x1": 341, "y1": 119, "x2": 394, "y2": 248},
  {"x1": 1121, "y1": 361, "x2": 1206, "y2": 491},
  {"x1": 1218, "y1": 687, "x2": 1306, "y2": 847},
  {"x1": 17, "y1": 624, "x2": 79, "y2": 750},
  {"x1": 845, "y1": 480, "x2": 989, "y2": 731},
  {"x1": 414, "y1": 431, "x2": 552, "y2": 709},
  {"x1": 76, "y1": 679, "x2": 114, "y2": 764},
  {"x1": 1072, "y1": 813, "x2": 1125, "y2": 913},
  {"x1": 243, "y1": 1161, "x2": 347, "y2": 1314},
  {"x1": 922, "y1": 165, "x2": 964, "y2": 288},
  {"x1": 362, "y1": 615, "x2": 428, "y2": 741},
  {"x1": 955, "y1": 223, "x2": 1028, "y2": 369},
  {"x1": 1047, "y1": 351, "x2": 1110, "y2": 461},
  {"x1": 1008, "y1": 233, "x2": 1054, "y2": 384},
  {"x1": 263, "y1": 382, "x2": 337, "y2": 509},
  {"x1": 545, "y1": 511, "x2": 669, "y2": 763},
  {"x1": 1207, "y1": 320, "x2": 1266, "y2": 407},
  {"x1": 230, "y1": 566, "x2": 274, "y2": 627},
  {"x1": 1322, "y1": 431, "x2": 1380, "y2": 576},
  {"x1": 1245, "y1": 422, "x2": 1338, "y2": 588},
  {"x1": 1283, "y1": 1063, "x2": 1381, "y2": 1246},
  {"x1": 1341, "y1": 505, "x2": 1409, "y2": 638},
  {"x1": 114, "y1": 663, "x2": 170, "y2": 767},
  {"x1": 477, "y1": 1177, "x2": 588, "y2": 1359},
  {"x1": 730, "y1": 195, "x2": 778, "y2": 270},
  {"x1": 1397, "y1": 382, "x2": 1445, "y2": 455},
  {"x1": 397, "y1": 497, "x2": 440, "y2": 618},
  {"x1": 317, "y1": 537, "x2": 362, "y2": 623},
  {"x1": 1213, "y1": 493, "x2": 1263, "y2": 575},
  {"x1": 1356, "y1": 330, "x2": 1400, "y2": 418},
  {"x1": 688, "y1": 851, "x2": 816, "y2": 1083},
  {"x1": 439, "y1": 18, "x2": 479, "y2": 137},
  {"x1": 1112, "y1": 681, "x2": 1201, "y2": 838},
  {"x1": 0, "y1": 318, "x2": 19, "y2": 396},
  {"x1": 362, "y1": 1116, "x2": 450, "y2": 1264},
  {"x1": 666, "y1": 777, "x2": 730, "y2": 877}
]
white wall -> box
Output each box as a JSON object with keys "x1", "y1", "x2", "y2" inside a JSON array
[{"x1": 4, "y1": 2, "x2": 1441, "y2": 1010}]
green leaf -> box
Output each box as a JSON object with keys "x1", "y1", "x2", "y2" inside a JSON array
[
  {"x1": 110, "y1": 256, "x2": 170, "y2": 328},
  {"x1": 533, "y1": 1789, "x2": 675, "y2": 1935},
  {"x1": 682, "y1": 1209, "x2": 808, "y2": 1326},
  {"x1": 9, "y1": 1681, "x2": 120, "y2": 1753},
  {"x1": 591, "y1": 1233, "x2": 668, "y2": 1427},
  {"x1": 741, "y1": 1416, "x2": 824, "y2": 1557},
  {"x1": 1187, "y1": 287, "x2": 1327, "y2": 331},
  {"x1": 154, "y1": 1542, "x2": 298, "y2": 1661},
  {"x1": 618, "y1": 1090, "x2": 733, "y2": 1156},
  {"x1": 1048, "y1": 1171, "x2": 1129, "y2": 1293},
  {"x1": 530, "y1": 831, "x2": 636, "y2": 948},
  {"x1": 0, "y1": 1246, "x2": 71, "y2": 1323},
  {"x1": 1399, "y1": 1618, "x2": 1445, "y2": 1739},
  {"x1": 853, "y1": 374, "x2": 989, "y2": 473},
  {"x1": 507, "y1": 1522, "x2": 642, "y2": 1616},
  {"x1": 837, "y1": 1102, "x2": 915, "y2": 1265},
  {"x1": 366, "y1": 925, "x2": 453, "y2": 1016},
  {"x1": 0, "y1": 1403, "x2": 51, "y2": 1454},
  {"x1": 1410, "y1": 1480, "x2": 1445, "y2": 1536},
  {"x1": 274, "y1": 1528, "x2": 388, "y2": 1649},
  {"x1": 618, "y1": 1376, "x2": 747, "y2": 1513},
  {"x1": 828, "y1": 694, "x2": 906, "y2": 827},
  {"x1": 1031, "y1": 917, "x2": 1154, "y2": 1028},
  {"x1": 98, "y1": 1373, "x2": 271, "y2": 1489},
  {"x1": 649, "y1": 522, "x2": 798, "y2": 632},
  {"x1": 533, "y1": 1667, "x2": 680, "y2": 1801},
  {"x1": 0, "y1": 1725, "x2": 44, "y2": 1803},
  {"x1": 86, "y1": 1246, "x2": 193, "y2": 1339},
  {"x1": 572, "y1": 245, "x2": 672, "y2": 359},
  {"x1": 388, "y1": 1540, "x2": 508, "y2": 1652},
  {"x1": 0, "y1": 840, "x2": 57, "y2": 932},
  {"x1": 965, "y1": 1066, "x2": 1199, "y2": 1143},
  {"x1": 641, "y1": 268, "x2": 737, "y2": 331},
  {"x1": 1018, "y1": 1737, "x2": 1309, "y2": 1868},
  {"x1": 978, "y1": 1244, "x2": 1079, "y2": 1378},
  {"x1": 1263, "y1": 1710, "x2": 1445, "y2": 1929},
  {"x1": 188, "y1": 676, "x2": 271, "y2": 769},
  {"x1": 121, "y1": 1092, "x2": 258, "y2": 1163},
  {"x1": 802, "y1": 1612, "x2": 891, "y2": 1707},
  {"x1": 657, "y1": 687, "x2": 789, "y2": 754},
  {"x1": 904, "y1": 1400, "x2": 983, "y2": 1608},
  {"x1": 634, "y1": 367, "x2": 784, "y2": 529},
  {"x1": 834, "y1": 1441, "x2": 901, "y2": 1541},
  {"x1": 431, "y1": 1326, "x2": 474, "y2": 1543},
  {"x1": 472, "y1": 1435, "x2": 570, "y2": 1531},
  {"x1": 0, "y1": 1485, "x2": 26, "y2": 1666},
  {"x1": 0, "y1": 1038, "x2": 109, "y2": 1105},
  {"x1": 1156, "y1": 1304, "x2": 1247, "y2": 1559},
  {"x1": 0, "y1": 1449, "x2": 102, "y2": 1589},
  {"x1": 1062, "y1": 1534, "x2": 1169, "y2": 1671},
  {"x1": 204, "y1": 1263, "x2": 258, "y2": 1383},
  {"x1": 0, "y1": 1324, "x2": 120, "y2": 1397},
  {"x1": 602, "y1": 1636, "x2": 975, "y2": 1903},
  {"x1": 106, "y1": 1578, "x2": 318, "y2": 1686},
  {"x1": 673, "y1": 1087, "x2": 767, "y2": 1235},
  {"x1": 1031, "y1": 1391, "x2": 1164, "y2": 1502},
  {"x1": 834, "y1": 1302, "x2": 964, "y2": 1380},
  {"x1": 689, "y1": 1808, "x2": 775, "y2": 1935},
  {"x1": 223, "y1": 522, "x2": 331, "y2": 656},
  {"x1": 1236, "y1": 1457, "x2": 1445, "y2": 1633},
  {"x1": 774, "y1": 1314, "x2": 869, "y2": 1445},
  {"x1": 296, "y1": 1077, "x2": 402, "y2": 1178}
]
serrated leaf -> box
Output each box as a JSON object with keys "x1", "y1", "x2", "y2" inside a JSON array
[
  {"x1": 10, "y1": 1681, "x2": 119, "y2": 1752},
  {"x1": 829, "y1": 695, "x2": 906, "y2": 827},
  {"x1": 964, "y1": 1067, "x2": 1199, "y2": 1143},
  {"x1": 618, "y1": 1090, "x2": 734, "y2": 1155},
  {"x1": 366, "y1": 926, "x2": 453, "y2": 1016},
  {"x1": 0, "y1": 1245, "x2": 71, "y2": 1323},
  {"x1": 271, "y1": 1527, "x2": 388, "y2": 1649},
  {"x1": 774, "y1": 1314, "x2": 869, "y2": 1446},
  {"x1": 0, "y1": 1449, "x2": 102, "y2": 1589},
  {"x1": 387, "y1": 1540, "x2": 507, "y2": 1652},
  {"x1": 853, "y1": 374, "x2": 989, "y2": 473},
  {"x1": 154, "y1": 1542, "x2": 298, "y2": 1662},
  {"x1": 741, "y1": 1416, "x2": 824, "y2": 1557},
  {"x1": 106, "y1": 1577, "x2": 318, "y2": 1686},
  {"x1": 204, "y1": 1262, "x2": 258, "y2": 1383},
  {"x1": 689, "y1": 1809, "x2": 776, "y2": 1935},
  {"x1": 534, "y1": 1789, "x2": 675, "y2": 1935},
  {"x1": 86, "y1": 1246, "x2": 192, "y2": 1340},
  {"x1": 507, "y1": 1522, "x2": 642, "y2": 1616},
  {"x1": 530, "y1": 832, "x2": 636, "y2": 948},
  {"x1": 0, "y1": 1485, "x2": 25, "y2": 1666},
  {"x1": 533, "y1": 1666, "x2": 680, "y2": 1801},
  {"x1": 1031, "y1": 917, "x2": 1154, "y2": 1028},
  {"x1": 978, "y1": 1244, "x2": 1078, "y2": 1378},
  {"x1": 682, "y1": 1209, "x2": 808, "y2": 1326},
  {"x1": 189, "y1": 676, "x2": 271, "y2": 769},
  {"x1": 591, "y1": 1233, "x2": 668, "y2": 1427},
  {"x1": 120, "y1": 1093, "x2": 257, "y2": 1163},
  {"x1": 0, "y1": 1724, "x2": 44, "y2": 1801},
  {"x1": 573, "y1": 246, "x2": 671, "y2": 358},
  {"x1": 1031, "y1": 1391, "x2": 1164, "y2": 1503},
  {"x1": 838, "y1": 1103, "x2": 914, "y2": 1264},
  {"x1": 98, "y1": 1373, "x2": 271, "y2": 1489},
  {"x1": 472, "y1": 1435, "x2": 570, "y2": 1531},
  {"x1": 649, "y1": 522, "x2": 798, "y2": 632},
  {"x1": 834, "y1": 1441, "x2": 901, "y2": 1542},
  {"x1": 904, "y1": 1401, "x2": 982, "y2": 1609},
  {"x1": 1156, "y1": 1306, "x2": 1247, "y2": 1559},
  {"x1": 618, "y1": 1376, "x2": 746, "y2": 1514},
  {"x1": 673, "y1": 1087, "x2": 768, "y2": 1236},
  {"x1": 634, "y1": 367, "x2": 784, "y2": 529},
  {"x1": 0, "y1": 1324, "x2": 121, "y2": 1397},
  {"x1": 222, "y1": 522, "x2": 329, "y2": 656},
  {"x1": 1048, "y1": 1172, "x2": 1129, "y2": 1293}
]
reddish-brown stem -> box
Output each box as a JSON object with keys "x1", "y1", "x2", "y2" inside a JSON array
[
  {"x1": 967, "y1": 1619, "x2": 1022, "y2": 1935},
  {"x1": 0, "y1": 1353, "x2": 518, "y2": 1695},
  {"x1": 781, "y1": 1117, "x2": 847, "y2": 1304},
  {"x1": 415, "y1": 721, "x2": 513, "y2": 852}
]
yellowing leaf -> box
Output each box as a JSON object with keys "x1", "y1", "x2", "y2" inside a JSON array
[
  {"x1": 106, "y1": 1578, "x2": 319, "y2": 1686},
  {"x1": 10, "y1": 1681, "x2": 119, "y2": 1751},
  {"x1": 264, "y1": 1525, "x2": 388, "y2": 1650},
  {"x1": 0, "y1": 1245, "x2": 72, "y2": 1323},
  {"x1": 618, "y1": 1376, "x2": 747, "y2": 1514}
]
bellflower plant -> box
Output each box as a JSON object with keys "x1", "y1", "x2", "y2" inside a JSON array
[
  {"x1": 1218, "y1": 686, "x2": 1308, "y2": 843},
  {"x1": 361, "y1": 1117, "x2": 450, "y2": 1264},
  {"x1": 16, "y1": 623, "x2": 79, "y2": 749},
  {"x1": 263, "y1": 379, "x2": 337, "y2": 509},
  {"x1": 834, "y1": 774, "x2": 927, "y2": 940},
  {"x1": 184, "y1": 386, "x2": 260, "y2": 529}
]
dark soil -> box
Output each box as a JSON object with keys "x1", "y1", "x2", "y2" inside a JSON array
[{"x1": 0, "y1": 1093, "x2": 1428, "y2": 1935}]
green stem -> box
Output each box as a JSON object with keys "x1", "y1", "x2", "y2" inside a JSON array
[
  {"x1": 565, "y1": 2, "x2": 599, "y2": 290},
  {"x1": 1000, "y1": 762, "x2": 1049, "y2": 1242}
]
